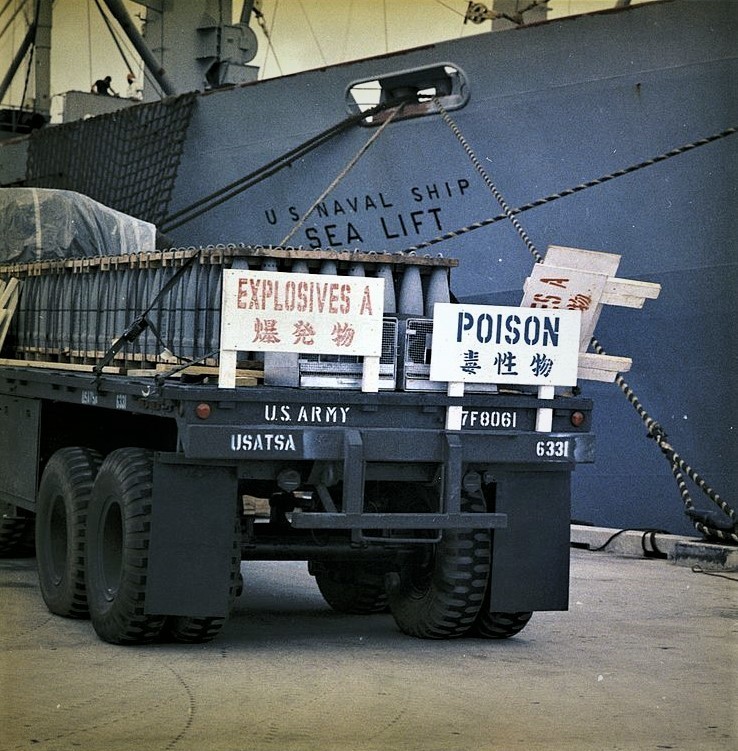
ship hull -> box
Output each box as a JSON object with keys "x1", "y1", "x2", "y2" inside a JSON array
[{"x1": 5, "y1": 0, "x2": 738, "y2": 534}]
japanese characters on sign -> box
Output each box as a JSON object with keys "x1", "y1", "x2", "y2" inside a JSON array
[
  {"x1": 522, "y1": 263, "x2": 609, "y2": 350},
  {"x1": 220, "y1": 269, "x2": 384, "y2": 356},
  {"x1": 429, "y1": 303, "x2": 581, "y2": 387}
]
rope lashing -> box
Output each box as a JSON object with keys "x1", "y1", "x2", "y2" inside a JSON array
[
  {"x1": 433, "y1": 96, "x2": 737, "y2": 544},
  {"x1": 93, "y1": 247, "x2": 205, "y2": 379}
]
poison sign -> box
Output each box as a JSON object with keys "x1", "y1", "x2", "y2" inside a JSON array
[{"x1": 429, "y1": 303, "x2": 581, "y2": 387}]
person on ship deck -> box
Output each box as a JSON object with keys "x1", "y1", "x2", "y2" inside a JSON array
[{"x1": 91, "y1": 76, "x2": 116, "y2": 96}]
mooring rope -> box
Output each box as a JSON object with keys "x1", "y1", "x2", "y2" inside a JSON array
[
  {"x1": 403, "y1": 125, "x2": 738, "y2": 253},
  {"x1": 433, "y1": 97, "x2": 737, "y2": 544},
  {"x1": 279, "y1": 103, "x2": 405, "y2": 246}
]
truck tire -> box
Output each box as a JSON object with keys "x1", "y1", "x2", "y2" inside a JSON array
[
  {"x1": 311, "y1": 561, "x2": 389, "y2": 614},
  {"x1": 473, "y1": 610, "x2": 533, "y2": 639},
  {"x1": 86, "y1": 448, "x2": 166, "y2": 644},
  {"x1": 387, "y1": 489, "x2": 490, "y2": 639},
  {"x1": 164, "y1": 517, "x2": 243, "y2": 643},
  {"x1": 35, "y1": 447, "x2": 102, "y2": 617},
  {"x1": 0, "y1": 501, "x2": 33, "y2": 557},
  {"x1": 165, "y1": 615, "x2": 226, "y2": 643}
]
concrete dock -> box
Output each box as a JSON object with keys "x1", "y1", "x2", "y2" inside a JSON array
[{"x1": 1, "y1": 544, "x2": 736, "y2": 751}]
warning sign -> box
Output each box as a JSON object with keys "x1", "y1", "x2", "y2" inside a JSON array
[
  {"x1": 429, "y1": 303, "x2": 581, "y2": 387},
  {"x1": 220, "y1": 269, "x2": 384, "y2": 357}
]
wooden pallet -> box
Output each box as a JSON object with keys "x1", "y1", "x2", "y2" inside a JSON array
[
  {"x1": 11, "y1": 346, "x2": 220, "y2": 369},
  {"x1": 0, "y1": 358, "x2": 123, "y2": 374},
  {"x1": 0, "y1": 278, "x2": 20, "y2": 353},
  {"x1": 126, "y1": 364, "x2": 263, "y2": 386},
  {"x1": 0, "y1": 357, "x2": 262, "y2": 384}
]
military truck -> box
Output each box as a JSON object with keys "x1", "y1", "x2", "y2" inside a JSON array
[{"x1": 0, "y1": 189, "x2": 594, "y2": 645}]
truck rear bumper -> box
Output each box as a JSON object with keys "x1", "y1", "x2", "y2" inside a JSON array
[{"x1": 183, "y1": 424, "x2": 596, "y2": 465}]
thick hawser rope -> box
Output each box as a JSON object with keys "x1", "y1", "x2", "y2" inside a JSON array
[
  {"x1": 159, "y1": 99, "x2": 412, "y2": 235},
  {"x1": 432, "y1": 97, "x2": 737, "y2": 544},
  {"x1": 404, "y1": 126, "x2": 738, "y2": 253}
]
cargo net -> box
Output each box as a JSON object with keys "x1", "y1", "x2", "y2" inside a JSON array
[
  {"x1": 25, "y1": 93, "x2": 198, "y2": 225},
  {"x1": 0, "y1": 245, "x2": 455, "y2": 383}
]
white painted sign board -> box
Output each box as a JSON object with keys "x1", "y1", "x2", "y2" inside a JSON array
[
  {"x1": 218, "y1": 270, "x2": 384, "y2": 388},
  {"x1": 521, "y1": 245, "x2": 660, "y2": 382},
  {"x1": 522, "y1": 263, "x2": 610, "y2": 350},
  {"x1": 429, "y1": 303, "x2": 582, "y2": 387}
]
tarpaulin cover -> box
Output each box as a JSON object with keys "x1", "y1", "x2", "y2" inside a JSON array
[{"x1": 0, "y1": 188, "x2": 156, "y2": 263}]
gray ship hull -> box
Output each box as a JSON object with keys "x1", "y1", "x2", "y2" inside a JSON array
[{"x1": 5, "y1": 0, "x2": 737, "y2": 535}]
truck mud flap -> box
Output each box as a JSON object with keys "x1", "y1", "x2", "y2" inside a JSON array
[
  {"x1": 487, "y1": 470, "x2": 571, "y2": 612},
  {"x1": 145, "y1": 456, "x2": 238, "y2": 617}
]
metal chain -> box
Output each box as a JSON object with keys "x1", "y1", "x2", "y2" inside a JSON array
[
  {"x1": 590, "y1": 337, "x2": 738, "y2": 544},
  {"x1": 434, "y1": 97, "x2": 737, "y2": 544}
]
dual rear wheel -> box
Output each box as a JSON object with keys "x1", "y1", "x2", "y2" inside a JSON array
[
  {"x1": 312, "y1": 484, "x2": 533, "y2": 640},
  {"x1": 311, "y1": 561, "x2": 388, "y2": 614},
  {"x1": 35, "y1": 447, "x2": 102, "y2": 617},
  {"x1": 1, "y1": 501, "x2": 34, "y2": 557},
  {"x1": 35, "y1": 447, "x2": 240, "y2": 644}
]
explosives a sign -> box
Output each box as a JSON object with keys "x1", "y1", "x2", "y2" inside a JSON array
[
  {"x1": 220, "y1": 269, "x2": 384, "y2": 356},
  {"x1": 430, "y1": 303, "x2": 581, "y2": 387}
]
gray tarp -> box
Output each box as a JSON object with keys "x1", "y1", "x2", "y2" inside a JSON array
[{"x1": 0, "y1": 188, "x2": 156, "y2": 263}]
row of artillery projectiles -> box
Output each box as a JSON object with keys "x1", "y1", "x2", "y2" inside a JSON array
[{"x1": 0, "y1": 244, "x2": 454, "y2": 371}]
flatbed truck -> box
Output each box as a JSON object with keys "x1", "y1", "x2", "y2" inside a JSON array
[{"x1": 0, "y1": 240, "x2": 594, "y2": 644}]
